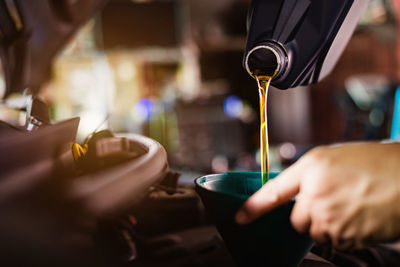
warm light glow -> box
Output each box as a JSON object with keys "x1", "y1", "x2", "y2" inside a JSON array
[
  {"x1": 78, "y1": 111, "x2": 108, "y2": 140},
  {"x1": 117, "y1": 61, "x2": 136, "y2": 81},
  {"x1": 279, "y1": 142, "x2": 296, "y2": 160}
]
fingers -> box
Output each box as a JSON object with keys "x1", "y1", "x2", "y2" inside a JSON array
[
  {"x1": 309, "y1": 221, "x2": 331, "y2": 245},
  {"x1": 290, "y1": 194, "x2": 311, "y2": 234},
  {"x1": 235, "y1": 166, "x2": 301, "y2": 224}
]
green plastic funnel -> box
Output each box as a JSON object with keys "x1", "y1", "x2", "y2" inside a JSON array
[{"x1": 195, "y1": 172, "x2": 312, "y2": 267}]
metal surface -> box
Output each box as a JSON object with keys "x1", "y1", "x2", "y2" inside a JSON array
[
  {"x1": 70, "y1": 133, "x2": 169, "y2": 216},
  {"x1": 0, "y1": 0, "x2": 110, "y2": 96},
  {"x1": 0, "y1": 117, "x2": 80, "y2": 198}
]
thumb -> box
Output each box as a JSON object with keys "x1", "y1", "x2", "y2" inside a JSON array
[{"x1": 235, "y1": 167, "x2": 301, "y2": 224}]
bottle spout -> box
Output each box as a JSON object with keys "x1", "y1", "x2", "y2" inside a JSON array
[{"x1": 245, "y1": 42, "x2": 287, "y2": 79}]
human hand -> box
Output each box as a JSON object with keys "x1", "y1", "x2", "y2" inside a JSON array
[{"x1": 235, "y1": 142, "x2": 400, "y2": 250}]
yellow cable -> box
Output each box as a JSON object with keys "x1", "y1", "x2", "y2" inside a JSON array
[{"x1": 72, "y1": 143, "x2": 88, "y2": 162}]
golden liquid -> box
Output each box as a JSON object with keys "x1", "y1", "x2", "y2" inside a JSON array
[{"x1": 256, "y1": 75, "x2": 273, "y2": 185}]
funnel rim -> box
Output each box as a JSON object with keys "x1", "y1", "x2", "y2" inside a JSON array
[{"x1": 194, "y1": 171, "x2": 280, "y2": 200}]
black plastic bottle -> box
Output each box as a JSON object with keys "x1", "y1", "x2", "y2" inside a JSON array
[{"x1": 243, "y1": 0, "x2": 368, "y2": 89}]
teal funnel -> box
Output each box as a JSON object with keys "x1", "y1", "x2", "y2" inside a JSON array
[{"x1": 195, "y1": 172, "x2": 312, "y2": 267}]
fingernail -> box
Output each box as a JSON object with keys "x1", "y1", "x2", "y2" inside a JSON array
[{"x1": 235, "y1": 210, "x2": 249, "y2": 224}]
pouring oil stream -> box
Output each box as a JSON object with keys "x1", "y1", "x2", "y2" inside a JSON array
[{"x1": 255, "y1": 74, "x2": 273, "y2": 185}]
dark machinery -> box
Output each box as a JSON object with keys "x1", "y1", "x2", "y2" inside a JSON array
[{"x1": 0, "y1": 1, "x2": 194, "y2": 266}]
